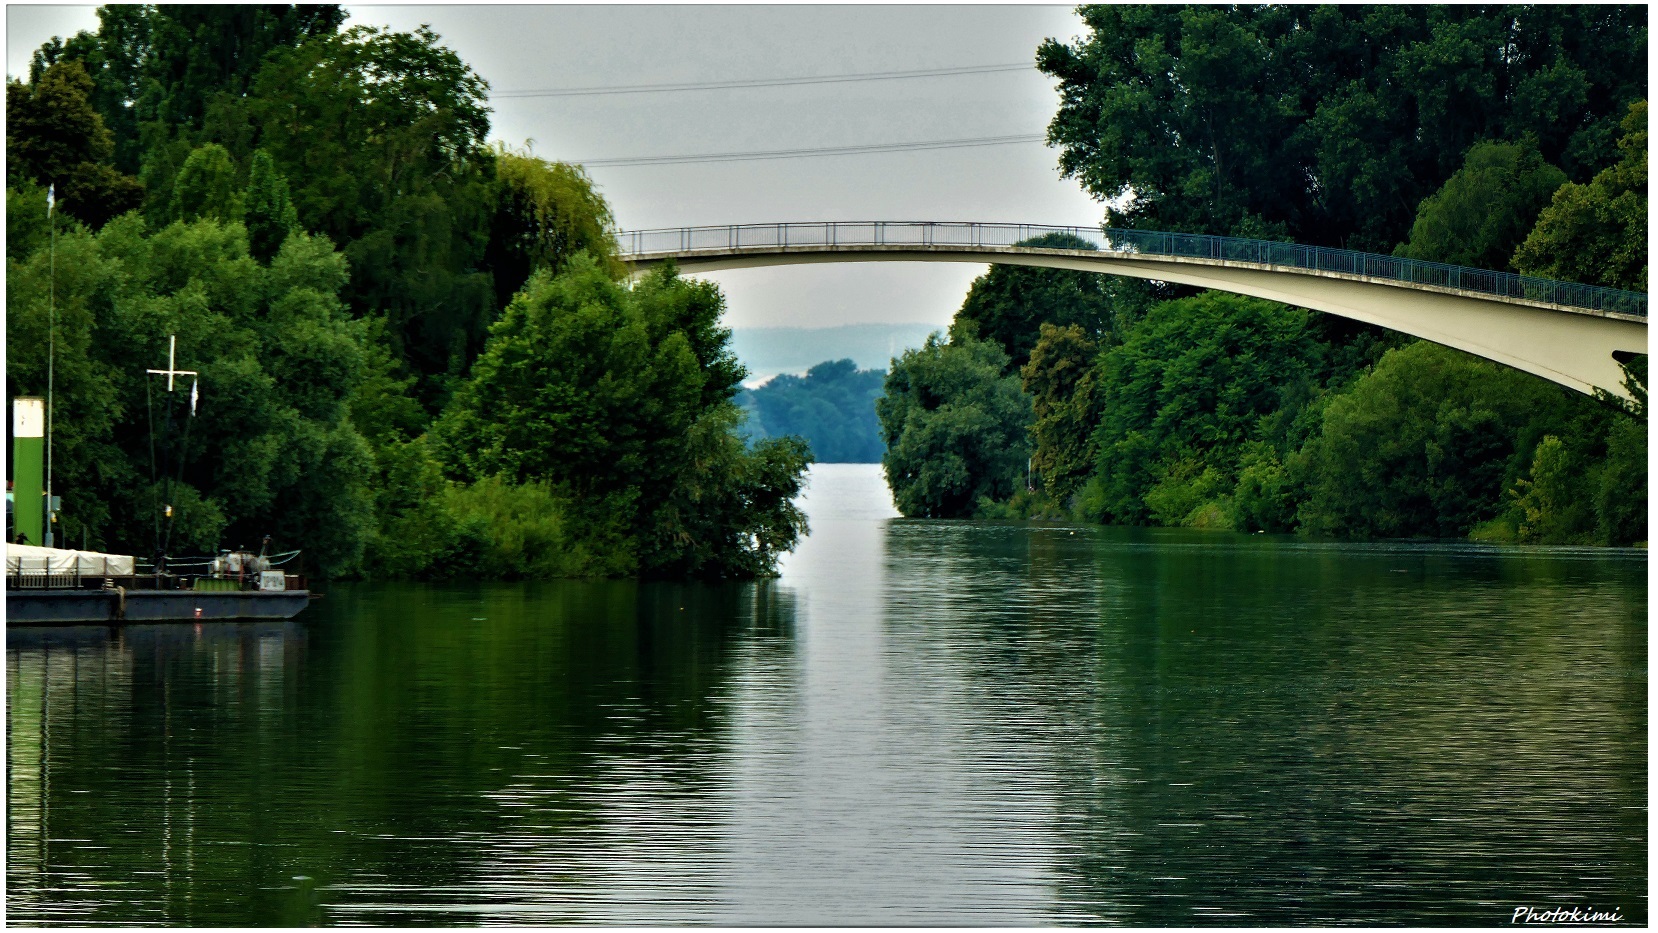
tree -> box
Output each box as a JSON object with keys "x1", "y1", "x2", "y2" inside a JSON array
[
  {"x1": 1020, "y1": 323, "x2": 1101, "y2": 504},
  {"x1": 435, "y1": 256, "x2": 701, "y2": 489},
  {"x1": 6, "y1": 60, "x2": 144, "y2": 228},
  {"x1": 5, "y1": 213, "x2": 376, "y2": 573},
  {"x1": 949, "y1": 231, "x2": 1130, "y2": 371},
  {"x1": 1513, "y1": 101, "x2": 1648, "y2": 291},
  {"x1": 7, "y1": 60, "x2": 113, "y2": 185},
  {"x1": 243, "y1": 149, "x2": 298, "y2": 263},
  {"x1": 5, "y1": 224, "x2": 128, "y2": 543},
  {"x1": 58, "y1": 162, "x2": 146, "y2": 230},
  {"x1": 1507, "y1": 436, "x2": 1594, "y2": 544},
  {"x1": 28, "y1": 5, "x2": 158, "y2": 175},
  {"x1": 1296, "y1": 341, "x2": 1600, "y2": 540},
  {"x1": 138, "y1": 5, "x2": 346, "y2": 131},
  {"x1": 632, "y1": 405, "x2": 813, "y2": 580},
  {"x1": 433, "y1": 257, "x2": 811, "y2": 580},
  {"x1": 170, "y1": 143, "x2": 239, "y2": 223},
  {"x1": 1086, "y1": 292, "x2": 1327, "y2": 526},
  {"x1": 1395, "y1": 139, "x2": 1566, "y2": 270},
  {"x1": 1038, "y1": 6, "x2": 1647, "y2": 250},
  {"x1": 245, "y1": 24, "x2": 497, "y2": 396},
  {"x1": 30, "y1": 6, "x2": 345, "y2": 177},
  {"x1": 1592, "y1": 413, "x2": 1647, "y2": 545},
  {"x1": 486, "y1": 145, "x2": 621, "y2": 307},
  {"x1": 876, "y1": 334, "x2": 1032, "y2": 518}
]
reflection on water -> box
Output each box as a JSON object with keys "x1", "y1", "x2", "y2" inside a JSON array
[{"x1": 6, "y1": 463, "x2": 1646, "y2": 925}]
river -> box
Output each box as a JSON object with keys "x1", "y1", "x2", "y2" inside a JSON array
[{"x1": 6, "y1": 463, "x2": 1646, "y2": 925}]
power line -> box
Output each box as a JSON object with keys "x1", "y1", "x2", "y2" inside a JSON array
[
  {"x1": 572, "y1": 133, "x2": 1047, "y2": 167},
  {"x1": 492, "y1": 62, "x2": 1034, "y2": 99}
]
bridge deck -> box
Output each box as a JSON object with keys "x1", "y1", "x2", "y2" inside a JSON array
[{"x1": 617, "y1": 222, "x2": 1647, "y2": 321}]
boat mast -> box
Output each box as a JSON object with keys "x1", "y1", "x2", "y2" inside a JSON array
[
  {"x1": 145, "y1": 336, "x2": 197, "y2": 572},
  {"x1": 45, "y1": 184, "x2": 55, "y2": 547}
]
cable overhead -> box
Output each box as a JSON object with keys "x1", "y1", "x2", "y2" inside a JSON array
[
  {"x1": 573, "y1": 133, "x2": 1047, "y2": 168},
  {"x1": 493, "y1": 62, "x2": 1034, "y2": 98}
]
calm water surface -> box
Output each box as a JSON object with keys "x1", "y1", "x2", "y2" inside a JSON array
[{"x1": 7, "y1": 463, "x2": 1646, "y2": 925}]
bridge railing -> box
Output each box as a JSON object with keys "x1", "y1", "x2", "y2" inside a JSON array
[{"x1": 618, "y1": 222, "x2": 1648, "y2": 318}]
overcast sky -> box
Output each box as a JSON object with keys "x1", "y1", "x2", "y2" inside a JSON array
[{"x1": 7, "y1": 4, "x2": 1104, "y2": 330}]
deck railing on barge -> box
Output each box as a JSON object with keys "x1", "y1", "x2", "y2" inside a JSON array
[{"x1": 7, "y1": 551, "x2": 307, "y2": 592}]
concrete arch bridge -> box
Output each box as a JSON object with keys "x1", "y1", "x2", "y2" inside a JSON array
[{"x1": 617, "y1": 222, "x2": 1647, "y2": 402}]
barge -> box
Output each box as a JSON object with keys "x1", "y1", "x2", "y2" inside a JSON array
[{"x1": 6, "y1": 544, "x2": 311, "y2": 625}]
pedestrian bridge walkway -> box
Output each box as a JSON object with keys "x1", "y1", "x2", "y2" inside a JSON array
[{"x1": 617, "y1": 221, "x2": 1647, "y2": 400}]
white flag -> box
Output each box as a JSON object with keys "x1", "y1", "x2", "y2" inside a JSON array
[
  {"x1": 190, "y1": 379, "x2": 199, "y2": 416},
  {"x1": 46, "y1": 183, "x2": 54, "y2": 216}
]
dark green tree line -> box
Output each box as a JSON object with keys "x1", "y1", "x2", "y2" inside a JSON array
[
  {"x1": 8, "y1": 7, "x2": 815, "y2": 580},
  {"x1": 882, "y1": 6, "x2": 1646, "y2": 546},
  {"x1": 5, "y1": 214, "x2": 375, "y2": 570},
  {"x1": 1039, "y1": 5, "x2": 1647, "y2": 250}
]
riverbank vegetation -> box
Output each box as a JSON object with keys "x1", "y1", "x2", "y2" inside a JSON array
[
  {"x1": 880, "y1": 6, "x2": 1647, "y2": 546},
  {"x1": 6, "y1": 6, "x2": 811, "y2": 579}
]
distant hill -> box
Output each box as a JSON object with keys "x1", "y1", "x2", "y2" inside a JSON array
[
  {"x1": 731, "y1": 323, "x2": 941, "y2": 384},
  {"x1": 737, "y1": 359, "x2": 887, "y2": 463}
]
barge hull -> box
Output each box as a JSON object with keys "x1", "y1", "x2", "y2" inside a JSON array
[{"x1": 7, "y1": 590, "x2": 311, "y2": 625}]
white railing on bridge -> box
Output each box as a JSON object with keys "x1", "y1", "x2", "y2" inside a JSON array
[{"x1": 617, "y1": 221, "x2": 1648, "y2": 318}]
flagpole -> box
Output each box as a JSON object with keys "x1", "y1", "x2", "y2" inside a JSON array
[{"x1": 45, "y1": 183, "x2": 55, "y2": 547}]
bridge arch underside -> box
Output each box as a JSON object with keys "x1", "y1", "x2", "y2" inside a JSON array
[{"x1": 631, "y1": 246, "x2": 1647, "y2": 401}]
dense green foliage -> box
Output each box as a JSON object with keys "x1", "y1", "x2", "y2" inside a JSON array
[
  {"x1": 6, "y1": 215, "x2": 374, "y2": 568},
  {"x1": 241, "y1": 24, "x2": 499, "y2": 396},
  {"x1": 1021, "y1": 324, "x2": 1102, "y2": 505},
  {"x1": 434, "y1": 257, "x2": 809, "y2": 580},
  {"x1": 243, "y1": 149, "x2": 298, "y2": 263},
  {"x1": 7, "y1": 6, "x2": 812, "y2": 580},
  {"x1": 1513, "y1": 101, "x2": 1649, "y2": 291},
  {"x1": 1079, "y1": 293, "x2": 1329, "y2": 529},
  {"x1": 1395, "y1": 139, "x2": 1566, "y2": 270},
  {"x1": 949, "y1": 231, "x2": 1133, "y2": 371},
  {"x1": 877, "y1": 335, "x2": 1033, "y2": 518},
  {"x1": 488, "y1": 144, "x2": 622, "y2": 306},
  {"x1": 24, "y1": 7, "x2": 621, "y2": 403},
  {"x1": 1039, "y1": 5, "x2": 1647, "y2": 250},
  {"x1": 169, "y1": 142, "x2": 239, "y2": 223},
  {"x1": 5, "y1": 60, "x2": 143, "y2": 230},
  {"x1": 739, "y1": 360, "x2": 887, "y2": 463},
  {"x1": 876, "y1": 6, "x2": 1646, "y2": 547},
  {"x1": 1297, "y1": 341, "x2": 1602, "y2": 539}
]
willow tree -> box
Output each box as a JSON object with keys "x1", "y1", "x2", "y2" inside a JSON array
[{"x1": 487, "y1": 144, "x2": 620, "y2": 307}]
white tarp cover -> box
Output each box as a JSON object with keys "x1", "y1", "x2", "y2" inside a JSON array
[{"x1": 5, "y1": 544, "x2": 135, "y2": 576}]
